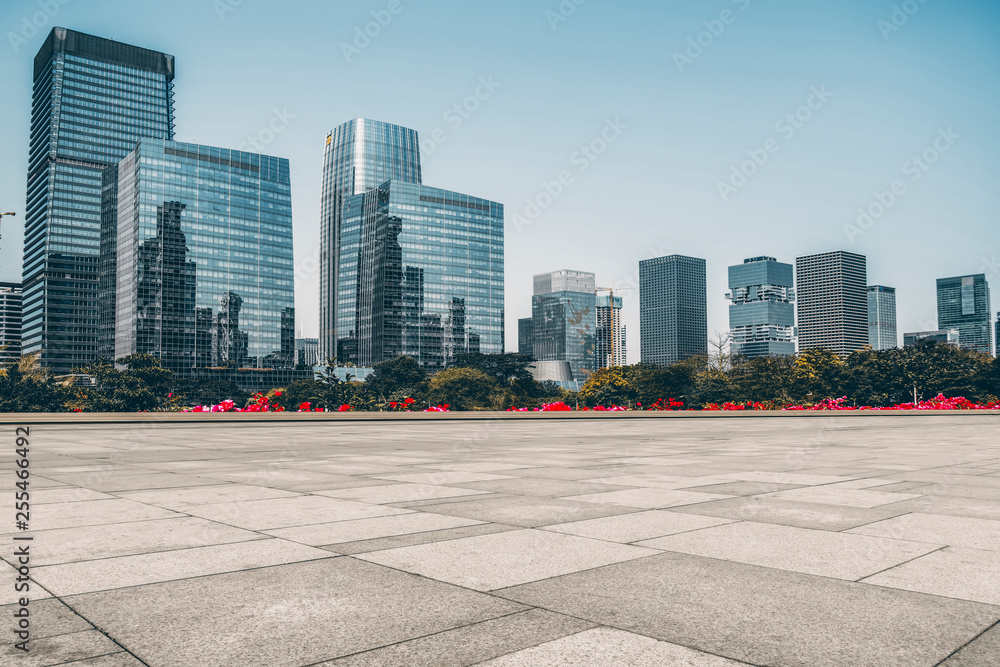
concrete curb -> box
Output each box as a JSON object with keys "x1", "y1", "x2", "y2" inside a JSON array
[{"x1": 2, "y1": 410, "x2": 1000, "y2": 425}]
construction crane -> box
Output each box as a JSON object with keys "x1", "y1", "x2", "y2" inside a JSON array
[{"x1": 594, "y1": 286, "x2": 635, "y2": 368}]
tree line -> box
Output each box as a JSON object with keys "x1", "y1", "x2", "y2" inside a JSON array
[{"x1": 0, "y1": 341, "x2": 997, "y2": 412}]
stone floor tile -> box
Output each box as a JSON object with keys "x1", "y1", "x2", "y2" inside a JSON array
[
  {"x1": 563, "y1": 488, "x2": 733, "y2": 509},
  {"x1": 541, "y1": 510, "x2": 735, "y2": 543},
  {"x1": 847, "y1": 513, "x2": 1000, "y2": 551},
  {"x1": 411, "y1": 494, "x2": 640, "y2": 527},
  {"x1": 761, "y1": 486, "x2": 921, "y2": 508},
  {"x1": 115, "y1": 483, "x2": 301, "y2": 510},
  {"x1": 355, "y1": 528, "x2": 659, "y2": 591},
  {"x1": 862, "y1": 546, "x2": 1000, "y2": 605},
  {"x1": 183, "y1": 494, "x2": 412, "y2": 530},
  {"x1": 0, "y1": 630, "x2": 124, "y2": 667},
  {"x1": 263, "y1": 512, "x2": 486, "y2": 545},
  {"x1": 373, "y1": 471, "x2": 515, "y2": 484},
  {"x1": 316, "y1": 484, "x2": 492, "y2": 504}
]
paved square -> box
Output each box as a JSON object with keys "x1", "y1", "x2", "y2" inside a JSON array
[{"x1": 10, "y1": 413, "x2": 1000, "y2": 665}]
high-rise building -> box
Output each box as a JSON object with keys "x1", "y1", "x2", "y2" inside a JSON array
[
  {"x1": 319, "y1": 119, "x2": 422, "y2": 362},
  {"x1": 335, "y1": 180, "x2": 503, "y2": 370},
  {"x1": 937, "y1": 274, "x2": 992, "y2": 355},
  {"x1": 531, "y1": 270, "x2": 596, "y2": 382},
  {"x1": 0, "y1": 283, "x2": 23, "y2": 364},
  {"x1": 904, "y1": 330, "x2": 960, "y2": 347},
  {"x1": 795, "y1": 251, "x2": 868, "y2": 356},
  {"x1": 295, "y1": 338, "x2": 319, "y2": 367},
  {"x1": 867, "y1": 285, "x2": 897, "y2": 350},
  {"x1": 639, "y1": 255, "x2": 707, "y2": 366},
  {"x1": 596, "y1": 294, "x2": 626, "y2": 368},
  {"x1": 111, "y1": 139, "x2": 295, "y2": 374},
  {"x1": 726, "y1": 256, "x2": 795, "y2": 358},
  {"x1": 518, "y1": 317, "x2": 533, "y2": 357},
  {"x1": 23, "y1": 28, "x2": 175, "y2": 372}
]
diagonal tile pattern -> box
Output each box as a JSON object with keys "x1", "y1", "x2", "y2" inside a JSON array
[{"x1": 11, "y1": 414, "x2": 1000, "y2": 665}]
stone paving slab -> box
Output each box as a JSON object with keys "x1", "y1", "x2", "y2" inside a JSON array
[
  {"x1": 11, "y1": 415, "x2": 1000, "y2": 665},
  {"x1": 495, "y1": 551, "x2": 1000, "y2": 667}
]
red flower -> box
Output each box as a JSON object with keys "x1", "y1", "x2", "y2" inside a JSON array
[
  {"x1": 338, "y1": 404, "x2": 352, "y2": 412},
  {"x1": 404, "y1": 397, "x2": 415, "y2": 404}
]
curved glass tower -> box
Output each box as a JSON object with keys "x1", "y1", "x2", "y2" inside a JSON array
[{"x1": 319, "y1": 119, "x2": 421, "y2": 362}]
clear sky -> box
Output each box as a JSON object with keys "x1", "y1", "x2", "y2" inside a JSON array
[{"x1": 1, "y1": 0, "x2": 998, "y2": 356}]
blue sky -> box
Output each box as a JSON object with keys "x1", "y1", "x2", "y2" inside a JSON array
[{"x1": 1, "y1": 0, "x2": 998, "y2": 355}]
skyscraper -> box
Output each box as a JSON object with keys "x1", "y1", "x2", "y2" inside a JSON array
[
  {"x1": 0, "y1": 283, "x2": 23, "y2": 364},
  {"x1": 639, "y1": 255, "x2": 707, "y2": 366},
  {"x1": 23, "y1": 28, "x2": 175, "y2": 372},
  {"x1": 726, "y1": 256, "x2": 795, "y2": 358},
  {"x1": 335, "y1": 180, "x2": 503, "y2": 370},
  {"x1": 319, "y1": 119, "x2": 422, "y2": 362},
  {"x1": 595, "y1": 294, "x2": 626, "y2": 368},
  {"x1": 867, "y1": 285, "x2": 897, "y2": 350},
  {"x1": 518, "y1": 317, "x2": 533, "y2": 357},
  {"x1": 531, "y1": 270, "x2": 596, "y2": 382},
  {"x1": 112, "y1": 139, "x2": 295, "y2": 374},
  {"x1": 795, "y1": 251, "x2": 868, "y2": 356},
  {"x1": 937, "y1": 274, "x2": 993, "y2": 355}
]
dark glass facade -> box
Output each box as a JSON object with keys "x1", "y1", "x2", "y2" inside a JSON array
[
  {"x1": 112, "y1": 139, "x2": 294, "y2": 374},
  {"x1": 518, "y1": 317, "x2": 534, "y2": 357},
  {"x1": 0, "y1": 283, "x2": 23, "y2": 364},
  {"x1": 727, "y1": 256, "x2": 795, "y2": 358},
  {"x1": 937, "y1": 274, "x2": 993, "y2": 355},
  {"x1": 320, "y1": 119, "x2": 422, "y2": 362},
  {"x1": 795, "y1": 251, "x2": 868, "y2": 356},
  {"x1": 335, "y1": 180, "x2": 503, "y2": 370},
  {"x1": 639, "y1": 255, "x2": 707, "y2": 366},
  {"x1": 23, "y1": 28, "x2": 174, "y2": 372},
  {"x1": 531, "y1": 270, "x2": 596, "y2": 382}
]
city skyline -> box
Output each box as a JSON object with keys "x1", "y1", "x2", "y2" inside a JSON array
[{"x1": 1, "y1": 2, "x2": 998, "y2": 360}]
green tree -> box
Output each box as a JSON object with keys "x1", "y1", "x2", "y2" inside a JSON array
[
  {"x1": 631, "y1": 362, "x2": 697, "y2": 407},
  {"x1": 366, "y1": 355, "x2": 428, "y2": 401},
  {"x1": 451, "y1": 353, "x2": 535, "y2": 382},
  {"x1": 579, "y1": 366, "x2": 636, "y2": 407},
  {"x1": 426, "y1": 367, "x2": 497, "y2": 410},
  {"x1": 791, "y1": 348, "x2": 845, "y2": 403},
  {"x1": 70, "y1": 354, "x2": 174, "y2": 412},
  {"x1": 0, "y1": 354, "x2": 70, "y2": 412}
]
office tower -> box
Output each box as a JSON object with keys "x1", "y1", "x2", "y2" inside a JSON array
[
  {"x1": 639, "y1": 255, "x2": 707, "y2": 366},
  {"x1": 904, "y1": 330, "x2": 960, "y2": 347},
  {"x1": 295, "y1": 338, "x2": 320, "y2": 367},
  {"x1": 794, "y1": 251, "x2": 867, "y2": 356},
  {"x1": 518, "y1": 317, "x2": 534, "y2": 357},
  {"x1": 530, "y1": 270, "x2": 596, "y2": 382},
  {"x1": 335, "y1": 181, "x2": 503, "y2": 370},
  {"x1": 726, "y1": 256, "x2": 795, "y2": 358},
  {"x1": 937, "y1": 274, "x2": 993, "y2": 355},
  {"x1": 23, "y1": 28, "x2": 175, "y2": 372},
  {"x1": 319, "y1": 119, "x2": 422, "y2": 362},
  {"x1": 0, "y1": 283, "x2": 23, "y2": 364},
  {"x1": 112, "y1": 139, "x2": 294, "y2": 374},
  {"x1": 596, "y1": 294, "x2": 626, "y2": 368},
  {"x1": 867, "y1": 285, "x2": 897, "y2": 350}
]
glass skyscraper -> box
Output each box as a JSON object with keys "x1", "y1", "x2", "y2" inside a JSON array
[
  {"x1": 111, "y1": 139, "x2": 295, "y2": 374},
  {"x1": 320, "y1": 119, "x2": 422, "y2": 363},
  {"x1": 531, "y1": 270, "x2": 596, "y2": 382},
  {"x1": 937, "y1": 274, "x2": 992, "y2": 355},
  {"x1": 639, "y1": 255, "x2": 707, "y2": 366},
  {"x1": 518, "y1": 317, "x2": 534, "y2": 356},
  {"x1": 867, "y1": 285, "x2": 897, "y2": 350},
  {"x1": 0, "y1": 283, "x2": 23, "y2": 364},
  {"x1": 335, "y1": 180, "x2": 503, "y2": 370},
  {"x1": 727, "y1": 256, "x2": 795, "y2": 358},
  {"x1": 596, "y1": 294, "x2": 626, "y2": 368},
  {"x1": 795, "y1": 251, "x2": 868, "y2": 356},
  {"x1": 23, "y1": 28, "x2": 175, "y2": 372}
]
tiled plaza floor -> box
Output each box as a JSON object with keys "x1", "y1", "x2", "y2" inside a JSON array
[{"x1": 3, "y1": 414, "x2": 1000, "y2": 666}]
